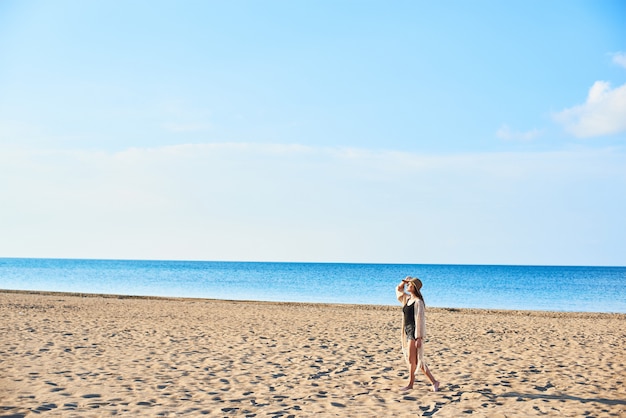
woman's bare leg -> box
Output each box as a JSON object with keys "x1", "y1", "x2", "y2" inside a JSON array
[{"x1": 420, "y1": 364, "x2": 440, "y2": 392}]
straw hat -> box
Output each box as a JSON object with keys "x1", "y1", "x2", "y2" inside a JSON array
[{"x1": 406, "y1": 276, "x2": 422, "y2": 291}]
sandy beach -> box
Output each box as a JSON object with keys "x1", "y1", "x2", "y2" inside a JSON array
[{"x1": 1, "y1": 290, "x2": 624, "y2": 417}]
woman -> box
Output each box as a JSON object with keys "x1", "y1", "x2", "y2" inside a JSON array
[{"x1": 396, "y1": 276, "x2": 439, "y2": 392}]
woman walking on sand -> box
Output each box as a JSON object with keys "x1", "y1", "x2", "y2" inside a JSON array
[{"x1": 396, "y1": 276, "x2": 439, "y2": 392}]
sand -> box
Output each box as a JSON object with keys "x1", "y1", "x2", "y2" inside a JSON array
[{"x1": 0, "y1": 290, "x2": 624, "y2": 417}]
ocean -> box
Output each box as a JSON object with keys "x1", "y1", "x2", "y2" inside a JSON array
[{"x1": 0, "y1": 258, "x2": 624, "y2": 313}]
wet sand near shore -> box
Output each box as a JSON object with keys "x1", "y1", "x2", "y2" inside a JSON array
[{"x1": 1, "y1": 290, "x2": 625, "y2": 417}]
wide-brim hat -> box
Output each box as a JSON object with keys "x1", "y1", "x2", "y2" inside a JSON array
[{"x1": 408, "y1": 277, "x2": 422, "y2": 291}]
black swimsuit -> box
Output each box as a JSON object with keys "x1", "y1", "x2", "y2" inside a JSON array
[{"x1": 403, "y1": 301, "x2": 416, "y2": 340}]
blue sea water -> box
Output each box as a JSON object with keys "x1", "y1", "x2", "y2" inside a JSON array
[{"x1": 0, "y1": 258, "x2": 624, "y2": 313}]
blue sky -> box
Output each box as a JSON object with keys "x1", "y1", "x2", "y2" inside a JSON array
[{"x1": 1, "y1": 0, "x2": 625, "y2": 265}]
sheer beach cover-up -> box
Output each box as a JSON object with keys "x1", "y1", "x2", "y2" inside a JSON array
[{"x1": 396, "y1": 289, "x2": 427, "y2": 369}]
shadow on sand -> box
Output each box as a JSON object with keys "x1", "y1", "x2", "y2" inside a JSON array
[{"x1": 501, "y1": 392, "x2": 626, "y2": 406}]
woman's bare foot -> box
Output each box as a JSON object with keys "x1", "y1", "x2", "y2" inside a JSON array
[
  {"x1": 401, "y1": 385, "x2": 413, "y2": 391},
  {"x1": 432, "y1": 381, "x2": 440, "y2": 392}
]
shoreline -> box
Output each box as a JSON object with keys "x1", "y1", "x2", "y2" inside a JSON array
[
  {"x1": 2, "y1": 260, "x2": 624, "y2": 314},
  {"x1": 2, "y1": 290, "x2": 625, "y2": 416},
  {"x1": 1, "y1": 288, "x2": 624, "y2": 318}
]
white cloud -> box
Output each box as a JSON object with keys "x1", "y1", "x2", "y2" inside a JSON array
[
  {"x1": 496, "y1": 124, "x2": 542, "y2": 141},
  {"x1": 553, "y1": 80, "x2": 626, "y2": 138},
  {"x1": 612, "y1": 52, "x2": 626, "y2": 69}
]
